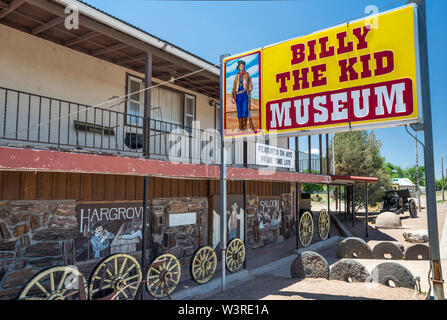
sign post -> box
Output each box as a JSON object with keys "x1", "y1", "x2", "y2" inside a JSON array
[
  {"x1": 220, "y1": 53, "x2": 229, "y2": 293},
  {"x1": 409, "y1": 0, "x2": 444, "y2": 300}
]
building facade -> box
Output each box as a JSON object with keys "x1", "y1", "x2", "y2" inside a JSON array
[{"x1": 0, "y1": 0, "x2": 338, "y2": 299}]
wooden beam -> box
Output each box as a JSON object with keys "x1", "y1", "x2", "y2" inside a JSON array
[
  {"x1": 0, "y1": 0, "x2": 9, "y2": 9},
  {"x1": 0, "y1": 0, "x2": 25, "y2": 19},
  {"x1": 25, "y1": 0, "x2": 219, "y2": 83},
  {"x1": 32, "y1": 16, "x2": 64, "y2": 35},
  {"x1": 65, "y1": 30, "x2": 98, "y2": 46},
  {"x1": 113, "y1": 53, "x2": 146, "y2": 65},
  {"x1": 91, "y1": 43, "x2": 129, "y2": 56},
  {"x1": 143, "y1": 52, "x2": 152, "y2": 158}
]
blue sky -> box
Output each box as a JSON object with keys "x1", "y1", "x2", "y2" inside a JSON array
[
  {"x1": 225, "y1": 53, "x2": 259, "y2": 98},
  {"x1": 85, "y1": 0, "x2": 447, "y2": 179}
]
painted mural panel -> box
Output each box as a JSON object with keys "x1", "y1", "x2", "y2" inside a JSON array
[
  {"x1": 258, "y1": 197, "x2": 282, "y2": 229},
  {"x1": 211, "y1": 195, "x2": 245, "y2": 249},
  {"x1": 75, "y1": 202, "x2": 149, "y2": 261}
]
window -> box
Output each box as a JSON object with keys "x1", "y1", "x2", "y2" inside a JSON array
[
  {"x1": 126, "y1": 76, "x2": 144, "y2": 127},
  {"x1": 125, "y1": 74, "x2": 196, "y2": 130},
  {"x1": 184, "y1": 94, "x2": 196, "y2": 133}
]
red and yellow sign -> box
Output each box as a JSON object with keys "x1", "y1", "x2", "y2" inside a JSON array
[{"x1": 223, "y1": 4, "x2": 421, "y2": 140}]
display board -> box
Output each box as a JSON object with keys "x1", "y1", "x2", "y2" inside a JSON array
[{"x1": 223, "y1": 4, "x2": 421, "y2": 140}]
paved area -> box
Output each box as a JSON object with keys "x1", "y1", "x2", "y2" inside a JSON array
[{"x1": 171, "y1": 195, "x2": 447, "y2": 300}]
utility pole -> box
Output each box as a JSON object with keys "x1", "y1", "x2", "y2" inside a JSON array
[
  {"x1": 415, "y1": 130, "x2": 421, "y2": 212},
  {"x1": 442, "y1": 156, "x2": 445, "y2": 202},
  {"x1": 331, "y1": 133, "x2": 335, "y2": 175},
  {"x1": 409, "y1": 0, "x2": 445, "y2": 300}
]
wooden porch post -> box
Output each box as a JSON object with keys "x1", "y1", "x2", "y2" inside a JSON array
[
  {"x1": 142, "y1": 52, "x2": 153, "y2": 275},
  {"x1": 143, "y1": 52, "x2": 152, "y2": 158},
  {"x1": 307, "y1": 135, "x2": 311, "y2": 173}
]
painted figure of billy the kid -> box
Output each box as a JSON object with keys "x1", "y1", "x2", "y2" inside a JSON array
[{"x1": 232, "y1": 60, "x2": 253, "y2": 132}]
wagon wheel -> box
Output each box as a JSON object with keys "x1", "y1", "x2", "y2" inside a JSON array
[
  {"x1": 317, "y1": 209, "x2": 330, "y2": 241},
  {"x1": 299, "y1": 211, "x2": 314, "y2": 247},
  {"x1": 88, "y1": 254, "x2": 142, "y2": 300},
  {"x1": 409, "y1": 199, "x2": 417, "y2": 218},
  {"x1": 146, "y1": 254, "x2": 181, "y2": 298},
  {"x1": 18, "y1": 266, "x2": 87, "y2": 300},
  {"x1": 190, "y1": 246, "x2": 217, "y2": 284},
  {"x1": 225, "y1": 238, "x2": 245, "y2": 273}
]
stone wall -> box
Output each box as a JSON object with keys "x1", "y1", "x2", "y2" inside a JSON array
[
  {"x1": 0, "y1": 197, "x2": 208, "y2": 299},
  {"x1": 246, "y1": 194, "x2": 293, "y2": 249},
  {"x1": 0, "y1": 200, "x2": 77, "y2": 299}
]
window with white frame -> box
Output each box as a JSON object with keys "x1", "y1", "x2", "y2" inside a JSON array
[
  {"x1": 126, "y1": 76, "x2": 144, "y2": 127},
  {"x1": 125, "y1": 74, "x2": 195, "y2": 131},
  {"x1": 184, "y1": 94, "x2": 196, "y2": 133}
]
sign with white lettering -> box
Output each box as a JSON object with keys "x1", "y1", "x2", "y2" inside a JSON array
[
  {"x1": 223, "y1": 5, "x2": 421, "y2": 139},
  {"x1": 256, "y1": 143, "x2": 295, "y2": 169},
  {"x1": 75, "y1": 202, "x2": 149, "y2": 261}
]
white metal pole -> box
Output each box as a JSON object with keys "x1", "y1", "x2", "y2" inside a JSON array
[{"x1": 219, "y1": 53, "x2": 229, "y2": 293}]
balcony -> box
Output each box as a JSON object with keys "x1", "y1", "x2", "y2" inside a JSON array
[{"x1": 0, "y1": 87, "x2": 323, "y2": 173}]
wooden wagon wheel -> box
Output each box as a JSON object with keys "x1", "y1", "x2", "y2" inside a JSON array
[
  {"x1": 18, "y1": 266, "x2": 87, "y2": 300},
  {"x1": 190, "y1": 246, "x2": 217, "y2": 284},
  {"x1": 88, "y1": 253, "x2": 142, "y2": 300},
  {"x1": 146, "y1": 253, "x2": 181, "y2": 298},
  {"x1": 225, "y1": 238, "x2": 245, "y2": 273},
  {"x1": 299, "y1": 211, "x2": 314, "y2": 247},
  {"x1": 317, "y1": 209, "x2": 330, "y2": 241}
]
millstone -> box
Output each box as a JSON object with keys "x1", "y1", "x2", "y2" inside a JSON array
[
  {"x1": 367, "y1": 262, "x2": 416, "y2": 289},
  {"x1": 329, "y1": 259, "x2": 370, "y2": 282},
  {"x1": 336, "y1": 237, "x2": 373, "y2": 259},
  {"x1": 404, "y1": 244, "x2": 429, "y2": 260},
  {"x1": 372, "y1": 242, "x2": 404, "y2": 260},
  {"x1": 375, "y1": 211, "x2": 402, "y2": 228},
  {"x1": 290, "y1": 251, "x2": 329, "y2": 279}
]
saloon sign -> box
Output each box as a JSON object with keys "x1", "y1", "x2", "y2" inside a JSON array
[{"x1": 223, "y1": 5, "x2": 421, "y2": 139}]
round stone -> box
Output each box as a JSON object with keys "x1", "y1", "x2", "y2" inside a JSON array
[
  {"x1": 336, "y1": 237, "x2": 373, "y2": 259},
  {"x1": 290, "y1": 251, "x2": 329, "y2": 279},
  {"x1": 372, "y1": 242, "x2": 404, "y2": 260},
  {"x1": 405, "y1": 244, "x2": 429, "y2": 260},
  {"x1": 329, "y1": 259, "x2": 370, "y2": 282},
  {"x1": 403, "y1": 230, "x2": 429, "y2": 243},
  {"x1": 375, "y1": 211, "x2": 402, "y2": 229},
  {"x1": 367, "y1": 262, "x2": 415, "y2": 289}
]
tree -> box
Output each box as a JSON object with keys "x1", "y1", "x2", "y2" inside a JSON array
[
  {"x1": 383, "y1": 163, "x2": 425, "y2": 186},
  {"x1": 330, "y1": 130, "x2": 391, "y2": 210}
]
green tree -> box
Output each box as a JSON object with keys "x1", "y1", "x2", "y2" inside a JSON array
[
  {"x1": 302, "y1": 183, "x2": 324, "y2": 194},
  {"x1": 330, "y1": 131, "x2": 391, "y2": 211}
]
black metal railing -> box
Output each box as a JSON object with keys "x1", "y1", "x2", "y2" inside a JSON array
[{"x1": 0, "y1": 87, "x2": 323, "y2": 173}]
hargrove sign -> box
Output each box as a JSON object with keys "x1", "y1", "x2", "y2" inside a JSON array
[{"x1": 223, "y1": 4, "x2": 421, "y2": 140}]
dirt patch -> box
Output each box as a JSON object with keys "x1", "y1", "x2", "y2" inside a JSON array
[{"x1": 193, "y1": 275, "x2": 425, "y2": 300}]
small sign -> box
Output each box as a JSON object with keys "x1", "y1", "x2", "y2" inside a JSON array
[
  {"x1": 256, "y1": 143, "x2": 295, "y2": 169},
  {"x1": 168, "y1": 212, "x2": 197, "y2": 227}
]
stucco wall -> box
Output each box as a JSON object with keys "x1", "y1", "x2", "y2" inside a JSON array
[{"x1": 0, "y1": 24, "x2": 216, "y2": 130}]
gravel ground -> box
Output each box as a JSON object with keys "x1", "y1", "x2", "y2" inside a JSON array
[
  {"x1": 187, "y1": 195, "x2": 447, "y2": 301},
  {"x1": 193, "y1": 274, "x2": 425, "y2": 300}
]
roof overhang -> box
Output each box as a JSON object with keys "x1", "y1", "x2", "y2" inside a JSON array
[
  {"x1": 0, "y1": 146, "x2": 332, "y2": 183},
  {"x1": 0, "y1": 0, "x2": 220, "y2": 98}
]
